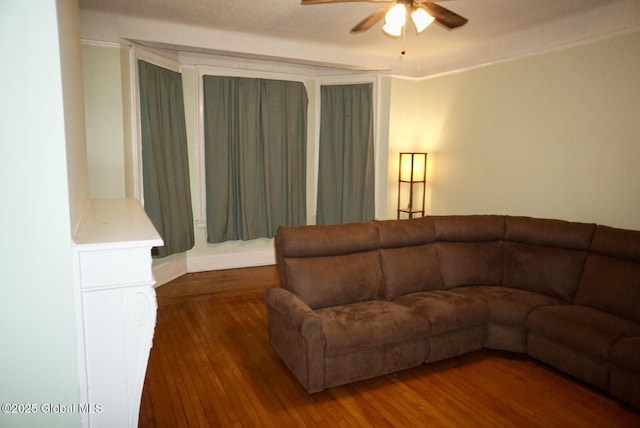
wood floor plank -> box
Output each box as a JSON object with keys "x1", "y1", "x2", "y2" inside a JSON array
[{"x1": 139, "y1": 266, "x2": 640, "y2": 427}]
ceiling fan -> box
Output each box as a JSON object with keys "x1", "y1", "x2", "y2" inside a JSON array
[{"x1": 301, "y1": 0, "x2": 468, "y2": 36}]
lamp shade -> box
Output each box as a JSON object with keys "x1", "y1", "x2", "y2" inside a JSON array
[
  {"x1": 400, "y1": 152, "x2": 427, "y2": 182},
  {"x1": 398, "y1": 152, "x2": 428, "y2": 219}
]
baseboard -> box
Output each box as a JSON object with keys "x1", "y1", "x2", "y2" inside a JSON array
[
  {"x1": 152, "y1": 254, "x2": 188, "y2": 287},
  {"x1": 186, "y1": 247, "x2": 276, "y2": 272},
  {"x1": 153, "y1": 247, "x2": 276, "y2": 287}
]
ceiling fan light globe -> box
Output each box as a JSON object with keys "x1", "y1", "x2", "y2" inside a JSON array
[
  {"x1": 382, "y1": 22, "x2": 403, "y2": 37},
  {"x1": 384, "y1": 4, "x2": 407, "y2": 28},
  {"x1": 411, "y1": 8, "x2": 434, "y2": 33}
]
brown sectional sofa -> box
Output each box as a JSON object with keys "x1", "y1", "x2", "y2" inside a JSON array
[{"x1": 263, "y1": 215, "x2": 640, "y2": 409}]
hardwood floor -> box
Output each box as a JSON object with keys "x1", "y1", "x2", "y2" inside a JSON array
[{"x1": 139, "y1": 266, "x2": 640, "y2": 427}]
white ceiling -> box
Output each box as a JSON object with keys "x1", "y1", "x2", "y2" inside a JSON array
[{"x1": 78, "y1": 0, "x2": 640, "y2": 77}]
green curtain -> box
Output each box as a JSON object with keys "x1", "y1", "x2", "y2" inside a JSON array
[
  {"x1": 316, "y1": 83, "x2": 375, "y2": 225},
  {"x1": 138, "y1": 60, "x2": 194, "y2": 257},
  {"x1": 203, "y1": 76, "x2": 308, "y2": 243}
]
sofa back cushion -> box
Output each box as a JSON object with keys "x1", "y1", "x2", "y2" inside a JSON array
[
  {"x1": 433, "y1": 215, "x2": 505, "y2": 288},
  {"x1": 433, "y1": 215, "x2": 505, "y2": 242},
  {"x1": 284, "y1": 251, "x2": 384, "y2": 309},
  {"x1": 575, "y1": 225, "x2": 640, "y2": 323},
  {"x1": 275, "y1": 222, "x2": 384, "y2": 309},
  {"x1": 438, "y1": 242, "x2": 504, "y2": 288},
  {"x1": 376, "y1": 217, "x2": 442, "y2": 299},
  {"x1": 503, "y1": 216, "x2": 596, "y2": 302}
]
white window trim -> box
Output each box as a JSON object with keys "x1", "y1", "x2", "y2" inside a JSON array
[
  {"x1": 129, "y1": 46, "x2": 182, "y2": 205},
  {"x1": 194, "y1": 65, "x2": 309, "y2": 228},
  {"x1": 313, "y1": 74, "x2": 381, "y2": 222}
]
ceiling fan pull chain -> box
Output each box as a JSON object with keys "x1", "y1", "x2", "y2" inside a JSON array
[{"x1": 401, "y1": 22, "x2": 406, "y2": 56}]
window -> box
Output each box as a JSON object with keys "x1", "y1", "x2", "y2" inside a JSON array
[
  {"x1": 201, "y1": 74, "x2": 308, "y2": 242},
  {"x1": 137, "y1": 57, "x2": 194, "y2": 257},
  {"x1": 316, "y1": 82, "x2": 376, "y2": 224}
]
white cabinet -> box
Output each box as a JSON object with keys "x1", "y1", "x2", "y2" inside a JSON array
[{"x1": 73, "y1": 199, "x2": 162, "y2": 428}]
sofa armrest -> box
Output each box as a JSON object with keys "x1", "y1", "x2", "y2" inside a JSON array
[
  {"x1": 263, "y1": 287, "x2": 326, "y2": 392},
  {"x1": 263, "y1": 287, "x2": 323, "y2": 338}
]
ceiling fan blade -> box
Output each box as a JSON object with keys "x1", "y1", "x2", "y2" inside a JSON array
[
  {"x1": 350, "y1": 6, "x2": 392, "y2": 33},
  {"x1": 302, "y1": 0, "x2": 391, "y2": 5},
  {"x1": 420, "y1": 2, "x2": 468, "y2": 29}
]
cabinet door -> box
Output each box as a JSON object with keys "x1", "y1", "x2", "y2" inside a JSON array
[{"x1": 82, "y1": 285, "x2": 157, "y2": 428}]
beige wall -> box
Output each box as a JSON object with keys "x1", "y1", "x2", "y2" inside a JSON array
[
  {"x1": 389, "y1": 31, "x2": 640, "y2": 230},
  {"x1": 1, "y1": 1, "x2": 84, "y2": 426},
  {"x1": 387, "y1": 77, "x2": 436, "y2": 219},
  {"x1": 82, "y1": 43, "x2": 128, "y2": 198}
]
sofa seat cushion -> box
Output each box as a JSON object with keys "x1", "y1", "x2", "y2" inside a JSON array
[
  {"x1": 527, "y1": 305, "x2": 640, "y2": 360},
  {"x1": 611, "y1": 336, "x2": 640, "y2": 372},
  {"x1": 453, "y1": 286, "x2": 563, "y2": 326},
  {"x1": 392, "y1": 290, "x2": 487, "y2": 335},
  {"x1": 316, "y1": 300, "x2": 431, "y2": 357}
]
